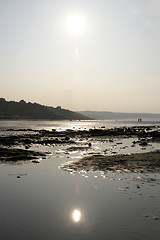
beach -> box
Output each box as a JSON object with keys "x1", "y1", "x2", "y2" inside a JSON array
[{"x1": 0, "y1": 120, "x2": 160, "y2": 240}]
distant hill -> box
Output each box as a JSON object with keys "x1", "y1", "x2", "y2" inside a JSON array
[
  {"x1": 0, "y1": 98, "x2": 89, "y2": 120},
  {"x1": 78, "y1": 111, "x2": 160, "y2": 121}
]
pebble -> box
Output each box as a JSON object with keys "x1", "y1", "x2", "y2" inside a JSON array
[
  {"x1": 32, "y1": 160, "x2": 40, "y2": 163},
  {"x1": 118, "y1": 188, "x2": 125, "y2": 191},
  {"x1": 153, "y1": 216, "x2": 159, "y2": 220}
]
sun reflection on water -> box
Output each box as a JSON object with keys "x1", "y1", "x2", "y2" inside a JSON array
[{"x1": 72, "y1": 209, "x2": 81, "y2": 223}]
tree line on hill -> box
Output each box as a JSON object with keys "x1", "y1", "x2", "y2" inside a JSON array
[{"x1": 0, "y1": 98, "x2": 88, "y2": 120}]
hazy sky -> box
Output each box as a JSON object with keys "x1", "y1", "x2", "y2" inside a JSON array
[{"x1": 0, "y1": 0, "x2": 160, "y2": 113}]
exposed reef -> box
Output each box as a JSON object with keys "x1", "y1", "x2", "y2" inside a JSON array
[
  {"x1": 0, "y1": 147, "x2": 46, "y2": 162},
  {"x1": 61, "y1": 151, "x2": 160, "y2": 173},
  {"x1": 0, "y1": 125, "x2": 160, "y2": 148},
  {"x1": 0, "y1": 125, "x2": 160, "y2": 167}
]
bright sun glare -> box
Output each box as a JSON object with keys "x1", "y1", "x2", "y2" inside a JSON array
[
  {"x1": 72, "y1": 209, "x2": 81, "y2": 222},
  {"x1": 66, "y1": 15, "x2": 86, "y2": 35}
]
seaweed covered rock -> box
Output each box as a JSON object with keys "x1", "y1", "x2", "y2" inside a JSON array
[
  {"x1": 0, "y1": 147, "x2": 46, "y2": 162},
  {"x1": 61, "y1": 151, "x2": 160, "y2": 173}
]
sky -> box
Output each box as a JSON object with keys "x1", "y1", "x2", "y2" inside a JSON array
[{"x1": 0, "y1": 0, "x2": 160, "y2": 113}]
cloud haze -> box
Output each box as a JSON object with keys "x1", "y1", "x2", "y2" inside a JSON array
[{"x1": 0, "y1": 0, "x2": 160, "y2": 113}]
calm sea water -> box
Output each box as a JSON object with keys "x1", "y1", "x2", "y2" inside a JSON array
[
  {"x1": 0, "y1": 119, "x2": 160, "y2": 131},
  {"x1": 0, "y1": 120, "x2": 160, "y2": 240}
]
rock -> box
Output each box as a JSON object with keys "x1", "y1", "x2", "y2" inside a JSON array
[
  {"x1": 32, "y1": 160, "x2": 40, "y2": 163},
  {"x1": 139, "y1": 141, "x2": 148, "y2": 146},
  {"x1": 0, "y1": 147, "x2": 46, "y2": 162},
  {"x1": 25, "y1": 145, "x2": 30, "y2": 149},
  {"x1": 153, "y1": 216, "x2": 159, "y2": 220},
  {"x1": 65, "y1": 136, "x2": 70, "y2": 141}
]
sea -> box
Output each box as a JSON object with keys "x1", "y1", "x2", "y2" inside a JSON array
[
  {"x1": 0, "y1": 119, "x2": 160, "y2": 131},
  {"x1": 0, "y1": 120, "x2": 160, "y2": 240}
]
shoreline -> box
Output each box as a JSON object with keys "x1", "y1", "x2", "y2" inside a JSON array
[
  {"x1": 0, "y1": 125, "x2": 160, "y2": 172},
  {"x1": 0, "y1": 125, "x2": 160, "y2": 146}
]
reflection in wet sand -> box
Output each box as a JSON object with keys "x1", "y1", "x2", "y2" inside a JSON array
[{"x1": 72, "y1": 209, "x2": 81, "y2": 223}]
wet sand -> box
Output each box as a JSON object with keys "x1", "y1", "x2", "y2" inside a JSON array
[{"x1": 0, "y1": 122, "x2": 160, "y2": 239}]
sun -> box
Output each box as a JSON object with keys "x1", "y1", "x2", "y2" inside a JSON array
[{"x1": 66, "y1": 15, "x2": 86, "y2": 35}]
